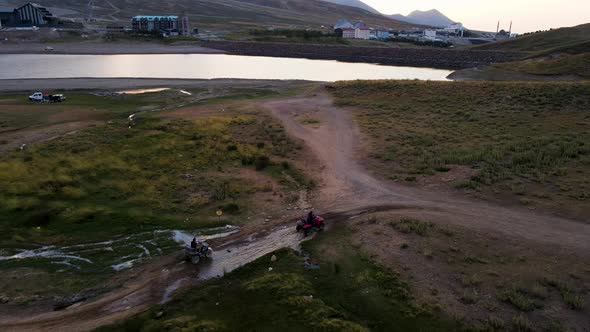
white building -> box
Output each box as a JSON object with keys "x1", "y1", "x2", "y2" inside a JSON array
[
  {"x1": 341, "y1": 27, "x2": 355, "y2": 39},
  {"x1": 445, "y1": 22, "x2": 464, "y2": 37},
  {"x1": 354, "y1": 27, "x2": 370, "y2": 40},
  {"x1": 424, "y1": 29, "x2": 437, "y2": 40}
]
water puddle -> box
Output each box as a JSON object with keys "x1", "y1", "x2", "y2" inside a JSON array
[
  {"x1": 0, "y1": 225, "x2": 240, "y2": 272},
  {"x1": 117, "y1": 88, "x2": 170, "y2": 94},
  {"x1": 196, "y1": 225, "x2": 302, "y2": 280}
]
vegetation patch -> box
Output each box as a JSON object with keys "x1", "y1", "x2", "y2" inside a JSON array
[
  {"x1": 389, "y1": 218, "x2": 433, "y2": 236},
  {"x1": 498, "y1": 287, "x2": 544, "y2": 312},
  {"x1": 330, "y1": 80, "x2": 590, "y2": 217}
]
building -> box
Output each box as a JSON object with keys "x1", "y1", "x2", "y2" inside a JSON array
[
  {"x1": 354, "y1": 27, "x2": 370, "y2": 40},
  {"x1": 132, "y1": 16, "x2": 179, "y2": 32},
  {"x1": 16, "y1": 3, "x2": 52, "y2": 26},
  {"x1": 341, "y1": 27, "x2": 355, "y2": 39},
  {"x1": 424, "y1": 29, "x2": 437, "y2": 40},
  {"x1": 370, "y1": 29, "x2": 390, "y2": 40},
  {"x1": 445, "y1": 22, "x2": 464, "y2": 36},
  {"x1": 179, "y1": 16, "x2": 190, "y2": 36},
  {"x1": 0, "y1": 7, "x2": 17, "y2": 28}
]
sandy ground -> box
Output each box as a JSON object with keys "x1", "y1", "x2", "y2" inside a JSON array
[
  {"x1": 0, "y1": 78, "x2": 310, "y2": 92},
  {"x1": 0, "y1": 41, "x2": 224, "y2": 55}
]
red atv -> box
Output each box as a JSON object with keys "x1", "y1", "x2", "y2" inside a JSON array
[{"x1": 296, "y1": 215, "x2": 325, "y2": 236}]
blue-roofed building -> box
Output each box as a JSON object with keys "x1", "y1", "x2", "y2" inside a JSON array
[{"x1": 131, "y1": 15, "x2": 179, "y2": 32}]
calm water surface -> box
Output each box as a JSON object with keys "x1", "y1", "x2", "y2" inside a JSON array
[{"x1": 0, "y1": 54, "x2": 451, "y2": 81}]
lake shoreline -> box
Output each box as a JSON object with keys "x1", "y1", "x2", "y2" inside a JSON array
[
  {"x1": 0, "y1": 40, "x2": 526, "y2": 70},
  {"x1": 0, "y1": 41, "x2": 225, "y2": 55},
  {"x1": 0, "y1": 78, "x2": 312, "y2": 91}
]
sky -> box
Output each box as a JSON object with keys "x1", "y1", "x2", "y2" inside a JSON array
[{"x1": 362, "y1": 0, "x2": 590, "y2": 33}]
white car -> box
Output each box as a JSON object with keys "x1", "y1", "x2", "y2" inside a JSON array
[{"x1": 28, "y1": 92, "x2": 44, "y2": 102}]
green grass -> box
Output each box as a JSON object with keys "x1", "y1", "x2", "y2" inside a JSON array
[
  {"x1": 389, "y1": 218, "x2": 433, "y2": 236},
  {"x1": 101, "y1": 227, "x2": 460, "y2": 332},
  {"x1": 494, "y1": 53, "x2": 590, "y2": 78},
  {"x1": 0, "y1": 111, "x2": 304, "y2": 246},
  {"x1": 329, "y1": 80, "x2": 590, "y2": 215},
  {"x1": 498, "y1": 287, "x2": 544, "y2": 312}
]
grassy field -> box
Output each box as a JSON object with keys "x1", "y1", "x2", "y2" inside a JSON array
[
  {"x1": 462, "y1": 23, "x2": 590, "y2": 81},
  {"x1": 491, "y1": 53, "x2": 590, "y2": 79},
  {"x1": 101, "y1": 226, "x2": 460, "y2": 332},
  {"x1": 329, "y1": 80, "x2": 590, "y2": 218},
  {"x1": 350, "y1": 212, "x2": 590, "y2": 330},
  {"x1": 0, "y1": 85, "x2": 312, "y2": 303}
]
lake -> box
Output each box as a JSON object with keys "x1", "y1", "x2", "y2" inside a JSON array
[{"x1": 0, "y1": 54, "x2": 452, "y2": 81}]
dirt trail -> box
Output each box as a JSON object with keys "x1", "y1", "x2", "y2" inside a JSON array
[{"x1": 260, "y1": 92, "x2": 590, "y2": 253}]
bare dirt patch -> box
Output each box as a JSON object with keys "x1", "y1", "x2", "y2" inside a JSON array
[{"x1": 351, "y1": 211, "x2": 590, "y2": 330}]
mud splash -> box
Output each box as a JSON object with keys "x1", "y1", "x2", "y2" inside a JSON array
[
  {"x1": 158, "y1": 224, "x2": 305, "y2": 304},
  {"x1": 196, "y1": 225, "x2": 302, "y2": 280}
]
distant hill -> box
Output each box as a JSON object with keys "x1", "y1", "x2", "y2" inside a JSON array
[
  {"x1": 473, "y1": 23, "x2": 590, "y2": 54},
  {"x1": 387, "y1": 9, "x2": 454, "y2": 27},
  {"x1": 321, "y1": 0, "x2": 379, "y2": 14},
  {"x1": 18, "y1": 0, "x2": 414, "y2": 30}
]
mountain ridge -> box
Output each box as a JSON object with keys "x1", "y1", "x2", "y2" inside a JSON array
[
  {"x1": 320, "y1": 0, "x2": 379, "y2": 14},
  {"x1": 12, "y1": 0, "x2": 415, "y2": 30},
  {"x1": 387, "y1": 9, "x2": 454, "y2": 27}
]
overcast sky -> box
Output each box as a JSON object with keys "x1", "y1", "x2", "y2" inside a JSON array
[{"x1": 362, "y1": 0, "x2": 590, "y2": 33}]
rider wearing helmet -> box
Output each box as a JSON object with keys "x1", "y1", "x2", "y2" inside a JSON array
[{"x1": 306, "y1": 210, "x2": 315, "y2": 224}]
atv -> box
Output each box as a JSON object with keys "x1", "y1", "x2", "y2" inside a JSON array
[
  {"x1": 184, "y1": 242, "x2": 213, "y2": 264},
  {"x1": 296, "y1": 215, "x2": 325, "y2": 237}
]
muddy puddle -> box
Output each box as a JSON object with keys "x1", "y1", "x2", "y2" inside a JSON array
[
  {"x1": 159, "y1": 224, "x2": 304, "y2": 303},
  {"x1": 117, "y1": 88, "x2": 170, "y2": 94},
  {"x1": 0, "y1": 225, "x2": 240, "y2": 272}
]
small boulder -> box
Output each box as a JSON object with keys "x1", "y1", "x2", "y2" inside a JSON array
[{"x1": 270, "y1": 255, "x2": 277, "y2": 262}]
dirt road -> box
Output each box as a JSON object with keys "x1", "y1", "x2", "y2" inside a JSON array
[{"x1": 261, "y1": 92, "x2": 590, "y2": 253}]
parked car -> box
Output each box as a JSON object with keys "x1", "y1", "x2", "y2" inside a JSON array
[
  {"x1": 44, "y1": 46, "x2": 54, "y2": 51},
  {"x1": 28, "y1": 92, "x2": 66, "y2": 102}
]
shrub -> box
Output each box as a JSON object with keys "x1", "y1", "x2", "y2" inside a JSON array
[
  {"x1": 512, "y1": 314, "x2": 532, "y2": 332},
  {"x1": 486, "y1": 316, "x2": 505, "y2": 330},
  {"x1": 221, "y1": 203, "x2": 240, "y2": 214},
  {"x1": 498, "y1": 287, "x2": 542, "y2": 312},
  {"x1": 390, "y1": 218, "x2": 433, "y2": 236},
  {"x1": 255, "y1": 155, "x2": 271, "y2": 170}
]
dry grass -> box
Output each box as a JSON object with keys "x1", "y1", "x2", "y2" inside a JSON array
[{"x1": 330, "y1": 80, "x2": 590, "y2": 218}]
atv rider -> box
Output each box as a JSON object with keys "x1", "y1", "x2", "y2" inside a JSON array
[
  {"x1": 191, "y1": 237, "x2": 204, "y2": 253},
  {"x1": 306, "y1": 210, "x2": 315, "y2": 225}
]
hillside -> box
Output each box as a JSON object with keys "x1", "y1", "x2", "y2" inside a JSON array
[
  {"x1": 387, "y1": 9, "x2": 454, "y2": 27},
  {"x1": 9, "y1": 0, "x2": 413, "y2": 30},
  {"x1": 473, "y1": 23, "x2": 590, "y2": 53},
  {"x1": 451, "y1": 23, "x2": 590, "y2": 81},
  {"x1": 321, "y1": 0, "x2": 379, "y2": 14}
]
